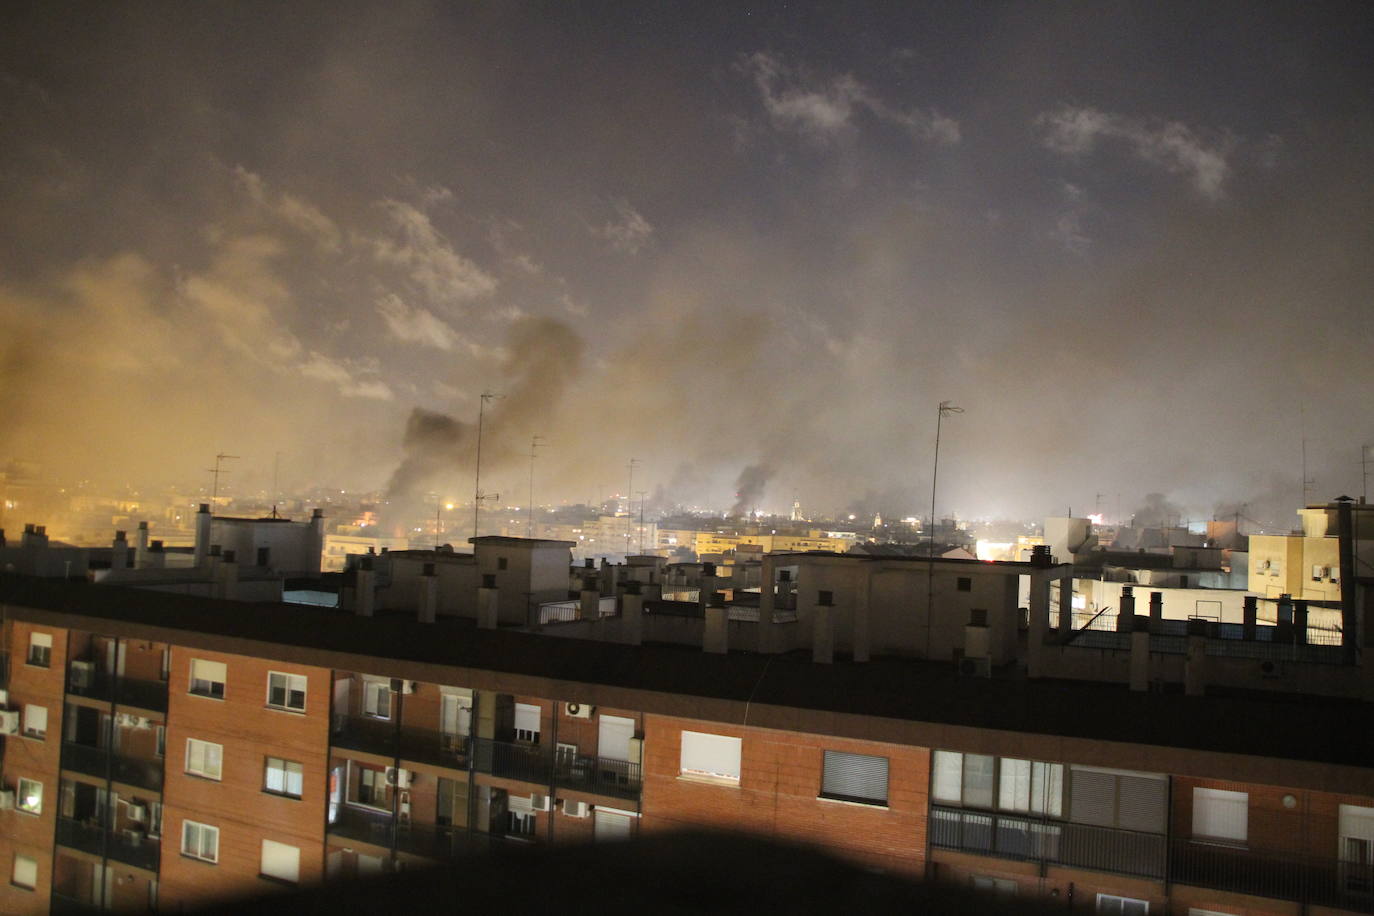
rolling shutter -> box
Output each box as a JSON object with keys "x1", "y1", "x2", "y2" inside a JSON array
[
  {"x1": 1117, "y1": 776, "x2": 1167, "y2": 833},
  {"x1": 679, "y1": 731, "x2": 741, "y2": 780},
  {"x1": 932, "y1": 751, "x2": 963, "y2": 804},
  {"x1": 514, "y1": 703, "x2": 541, "y2": 735},
  {"x1": 821, "y1": 751, "x2": 888, "y2": 805},
  {"x1": 1070, "y1": 768, "x2": 1116, "y2": 826}
]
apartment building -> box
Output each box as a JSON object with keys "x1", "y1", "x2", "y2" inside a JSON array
[{"x1": 2, "y1": 573, "x2": 1374, "y2": 915}]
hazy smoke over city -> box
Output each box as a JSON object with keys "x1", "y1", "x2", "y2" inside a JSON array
[{"x1": 0, "y1": 4, "x2": 1371, "y2": 528}]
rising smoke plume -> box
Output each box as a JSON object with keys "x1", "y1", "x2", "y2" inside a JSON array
[{"x1": 730, "y1": 463, "x2": 774, "y2": 517}]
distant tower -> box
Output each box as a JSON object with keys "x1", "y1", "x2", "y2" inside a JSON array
[
  {"x1": 873, "y1": 512, "x2": 883, "y2": 530},
  {"x1": 791, "y1": 498, "x2": 802, "y2": 522}
]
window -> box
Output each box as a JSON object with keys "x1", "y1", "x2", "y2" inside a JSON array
[
  {"x1": 356, "y1": 766, "x2": 386, "y2": 807},
  {"x1": 999, "y1": 758, "x2": 1064, "y2": 817},
  {"x1": 971, "y1": 876, "x2": 1016, "y2": 896},
  {"x1": 1192, "y1": 787, "x2": 1248, "y2": 844},
  {"x1": 957, "y1": 577, "x2": 972, "y2": 592},
  {"x1": 932, "y1": 751, "x2": 995, "y2": 808},
  {"x1": 11, "y1": 854, "x2": 36, "y2": 891},
  {"x1": 497, "y1": 557, "x2": 508, "y2": 570},
  {"x1": 508, "y1": 810, "x2": 536, "y2": 836},
  {"x1": 16, "y1": 778, "x2": 42, "y2": 815},
  {"x1": 1097, "y1": 894, "x2": 1149, "y2": 915},
  {"x1": 820, "y1": 750, "x2": 888, "y2": 806},
  {"x1": 362, "y1": 679, "x2": 391, "y2": 719},
  {"x1": 26, "y1": 632, "x2": 51, "y2": 667},
  {"x1": 265, "y1": 757, "x2": 304, "y2": 798},
  {"x1": 182, "y1": 820, "x2": 219, "y2": 863},
  {"x1": 186, "y1": 738, "x2": 223, "y2": 781},
  {"x1": 22, "y1": 704, "x2": 47, "y2": 740},
  {"x1": 817, "y1": 590, "x2": 834, "y2": 605},
  {"x1": 514, "y1": 703, "x2": 541, "y2": 744},
  {"x1": 1340, "y1": 805, "x2": 1374, "y2": 893},
  {"x1": 679, "y1": 731, "x2": 741, "y2": 782},
  {"x1": 1069, "y1": 766, "x2": 1167, "y2": 833},
  {"x1": 266, "y1": 672, "x2": 306, "y2": 711},
  {"x1": 189, "y1": 659, "x2": 226, "y2": 699},
  {"x1": 260, "y1": 839, "x2": 300, "y2": 884}
]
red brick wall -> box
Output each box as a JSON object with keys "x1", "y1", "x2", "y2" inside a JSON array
[
  {"x1": 159, "y1": 647, "x2": 330, "y2": 910},
  {"x1": 640, "y1": 714, "x2": 929, "y2": 876},
  {"x1": 0, "y1": 620, "x2": 69, "y2": 914},
  {"x1": 1175, "y1": 776, "x2": 1374, "y2": 859}
]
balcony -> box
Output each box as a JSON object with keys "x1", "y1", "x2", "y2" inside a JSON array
[
  {"x1": 470, "y1": 737, "x2": 553, "y2": 785},
  {"x1": 331, "y1": 714, "x2": 398, "y2": 757},
  {"x1": 65, "y1": 666, "x2": 168, "y2": 712},
  {"x1": 1170, "y1": 839, "x2": 1374, "y2": 913},
  {"x1": 931, "y1": 805, "x2": 1165, "y2": 880},
  {"x1": 395, "y1": 822, "x2": 482, "y2": 861},
  {"x1": 327, "y1": 804, "x2": 394, "y2": 849},
  {"x1": 554, "y1": 753, "x2": 642, "y2": 802},
  {"x1": 62, "y1": 742, "x2": 163, "y2": 793},
  {"x1": 398, "y1": 727, "x2": 472, "y2": 772},
  {"x1": 55, "y1": 817, "x2": 160, "y2": 872}
]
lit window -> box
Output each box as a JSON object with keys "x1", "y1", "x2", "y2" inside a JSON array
[
  {"x1": 16, "y1": 778, "x2": 42, "y2": 815},
  {"x1": 932, "y1": 750, "x2": 994, "y2": 808},
  {"x1": 186, "y1": 738, "x2": 223, "y2": 781},
  {"x1": 1096, "y1": 894, "x2": 1148, "y2": 914},
  {"x1": 514, "y1": 703, "x2": 541, "y2": 744},
  {"x1": 11, "y1": 854, "x2": 37, "y2": 891},
  {"x1": 264, "y1": 757, "x2": 304, "y2": 798},
  {"x1": 22, "y1": 705, "x2": 47, "y2": 740},
  {"x1": 189, "y1": 659, "x2": 226, "y2": 699},
  {"x1": 679, "y1": 731, "x2": 741, "y2": 782},
  {"x1": 971, "y1": 875, "x2": 1016, "y2": 896},
  {"x1": 362, "y1": 679, "x2": 391, "y2": 719},
  {"x1": 182, "y1": 820, "x2": 219, "y2": 863},
  {"x1": 820, "y1": 750, "x2": 888, "y2": 806},
  {"x1": 1192, "y1": 787, "x2": 1248, "y2": 843},
  {"x1": 26, "y1": 633, "x2": 51, "y2": 668},
  {"x1": 266, "y1": 672, "x2": 307, "y2": 711},
  {"x1": 998, "y1": 758, "x2": 1064, "y2": 817},
  {"x1": 260, "y1": 839, "x2": 300, "y2": 883}
]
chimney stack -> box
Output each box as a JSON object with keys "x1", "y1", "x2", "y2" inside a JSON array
[
  {"x1": 355, "y1": 557, "x2": 376, "y2": 617},
  {"x1": 417, "y1": 562, "x2": 439, "y2": 624},
  {"x1": 194, "y1": 503, "x2": 212, "y2": 568},
  {"x1": 704, "y1": 591, "x2": 728, "y2": 654},
  {"x1": 1149, "y1": 591, "x2": 1164, "y2": 631},
  {"x1": 1117, "y1": 586, "x2": 1136, "y2": 631},
  {"x1": 1184, "y1": 617, "x2": 1208, "y2": 696},
  {"x1": 135, "y1": 521, "x2": 150, "y2": 569},
  {"x1": 112, "y1": 530, "x2": 130, "y2": 570},
  {"x1": 1242, "y1": 595, "x2": 1258, "y2": 641}
]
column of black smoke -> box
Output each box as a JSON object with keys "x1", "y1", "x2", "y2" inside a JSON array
[{"x1": 730, "y1": 463, "x2": 774, "y2": 517}]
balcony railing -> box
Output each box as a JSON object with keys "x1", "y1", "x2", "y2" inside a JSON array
[
  {"x1": 331, "y1": 714, "x2": 398, "y2": 756},
  {"x1": 470, "y1": 737, "x2": 553, "y2": 785},
  {"x1": 61, "y1": 742, "x2": 163, "y2": 793},
  {"x1": 395, "y1": 822, "x2": 483, "y2": 861},
  {"x1": 1170, "y1": 838, "x2": 1374, "y2": 913},
  {"x1": 554, "y1": 753, "x2": 642, "y2": 801},
  {"x1": 65, "y1": 667, "x2": 168, "y2": 712},
  {"x1": 398, "y1": 727, "x2": 471, "y2": 772},
  {"x1": 327, "y1": 804, "x2": 394, "y2": 848},
  {"x1": 931, "y1": 805, "x2": 1165, "y2": 880},
  {"x1": 55, "y1": 817, "x2": 160, "y2": 872}
]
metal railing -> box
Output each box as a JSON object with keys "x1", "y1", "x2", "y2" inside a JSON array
[
  {"x1": 327, "y1": 805, "x2": 394, "y2": 848},
  {"x1": 65, "y1": 667, "x2": 168, "y2": 712},
  {"x1": 331, "y1": 714, "x2": 398, "y2": 756},
  {"x1": 554, "y1": 753, "x2": 642, "y2": 801},
  {"x1": 61, "y1": 742, "x2": 163, "y2": 792},
  {"x1": 470, "y1": 737, "x2": 553, "y2": 784},
  {"x1": 931, "y1": 806, "x2": 1165, "y2": 880},
  {"x1": 1170, "y1": 839, "x2": 1374, "y2": 912},
  {"x1": 55, "y1": 816, "x2": 160, "y2": 872},
  {"x1": 537, "y1": 597, "x2": 618, "y2": 625}
]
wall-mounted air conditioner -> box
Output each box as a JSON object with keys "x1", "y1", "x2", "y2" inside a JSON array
[
  {"x1": 127, "y1": 803, "x2": 147, "y2": 822},
  {"x1": 530, "y1": 793, "x2": 550, "y2": 812},
  {"x1": 390, "y1": 679, "x2": 417, "y2": 694},
  {"x1": 0, "y1": 711, "x2": 19, "y2": 735},
  {"x1": 385, "y1": 767, "x2": 411, "y2": 789},
  {"x1": 563, "y1": 800, "x2": 589, "y2": 818},
  {"x1": 565, "y1": 702, "x2": 594, "y2": 719}
]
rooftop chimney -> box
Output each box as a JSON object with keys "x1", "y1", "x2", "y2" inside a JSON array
[
  {"x1": 417, "y1": 562, "x2": 439, "y2": 624},
  {"x1": 194, "y1": 503, "x2": 212, "y2": 568},
  {"x1": 355, "y1": 557, "x2": 376, "y2": 617}
]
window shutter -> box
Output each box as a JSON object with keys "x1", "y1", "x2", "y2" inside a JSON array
[
  {"x1": 1070, "y1": 768, "x2": 1116, "y2": 826},
  {"x1": 999, "y1": 758, "x2": 1031, "y2": 812},
  {"x1": 30, "y1": 633, "x2": 52, "y2": 649},
  {"x1": 821, "y1": 751, "x2": 888, "y2": 804},
  {"x1": 191, "y1": 659, "x2": 226, "y2": 682},
  {"x1": 514, "y1": 703, "x2": 541, "y2": 734},
  {"x1": 932, "y1": 751, "x2": 963, "y2": 804},
  {"x1": 1193, "y1": 788, "x2": 1248, "y2": 842},
  {"x1": 1032, "y1": 763, "x2": 1065, "y2": 818},
  {"x1": 261, "y1": 840, "x2": 300, "y2": 883},
  {"x1": 963, "y1": 754, "x2": 995, "y2": 809},
  {"x1": 24, "y1": 705, "x2": 47, "y2": 735},
  {"x1": 1117, "y1": 776, "x2": 1167, "y2": 833},
  {"x1": 680, "y1": 731, "x2": 741, "y2": 780}
]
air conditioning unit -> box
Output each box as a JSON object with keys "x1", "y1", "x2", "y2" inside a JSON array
[
  {"x1": 565, "y1": 702, "x2": 594, "y2": 719},
  {"x1": 0, "y1": 688, "x2": 8, "y2": 707},
  {"x1": 530, "y1": 793, "x2": 551, "y2": 812},
  {"x1": 958, "y1": 656, "x2": 991, "y2": 678},
  {"x1": 0, "y1": 789, "x2": 12, "y2": 810},
  {"x1": 385, "y1": 767, "x2": 411, "y2": 789},
  {"x1": 563, "y1": 800, "x2": 589, "y2": 818},
  {"x1": 71, "y1": 661, "x2": 95, "y2": 688},
  {"x1": 390, "y1": 679, "x2": 417, "y2": 695},
  {"x1": 127, "y1": 803, "x2": 147, "y2": 822},
  {"x1": 0, "y1": 710, "x2": 18, "y2": 735}
]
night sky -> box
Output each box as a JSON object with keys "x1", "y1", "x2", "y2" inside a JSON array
[{"x1": 1, "y1": 2, "x2": 1371, "y2": 525}]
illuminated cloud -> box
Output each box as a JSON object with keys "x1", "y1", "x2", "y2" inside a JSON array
[
  {"x1": 375, "y1": 293, "x2": 464, "y2": 351},
  {"x1": 742, "y1": 51, "x2": 960, "y2": 145},
  {"x1": 232, "y1": 166, "x2": 342, "y2": 252},
  {"x1": 594, "y1": 199, "x2": 654, "y2": 254},
  {"x1": 1037, "y1": 105, "x2": 1232, "y2": 198},
  {"x1": 369, "y1": 200, "x2": 497, "y2": 303},
  {"x1": 298, "y1": 351, "x2": 393, "y2": 400}
]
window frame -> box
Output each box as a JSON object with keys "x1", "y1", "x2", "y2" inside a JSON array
[
  {"x1": 181, "y1": 820, "x2": 219, "y2": 863},
  {"x1": 819, "y1": 749, "x2": 889, "y2": 807},
  {"x1": 266, "y1": 671, "x2": 307, "y2": 712},
  {"x1": 678, "y1": 730, "x2": 742, "y2": 784},
  {"x1": 22, "y1": 704, "x2": 47, "y2": 740},
  {"x1": 1192, "y1": 787, "x2": 1249, "y2": 845},
  {"x1": 16, "y1": 778, "x2": 42, "y2": 815},
  {"x1": 361, "y1": 678, "x2": 391, "y2": 720},
  {"x1": 11, "y1": 853, "x2": 37, "y2": 891},
  {"x1": 1096, "y1": 893, "x2": 1149, "y2": 915},
  {"x1": 185, "y1": 738, "x2": 224, "y2": 781},
  {"x1": 26, "y1": 632, "x2": 52, "y2": 668},
  {"x1": 264, "y1": 756, "x2": 304, "y2": 799},
  {"x1": 514, "y1": 702, "x2": 541, "y2": 744},
  {"x1": 188, "y1": 658, "x2": 226, "y2": 700}
]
